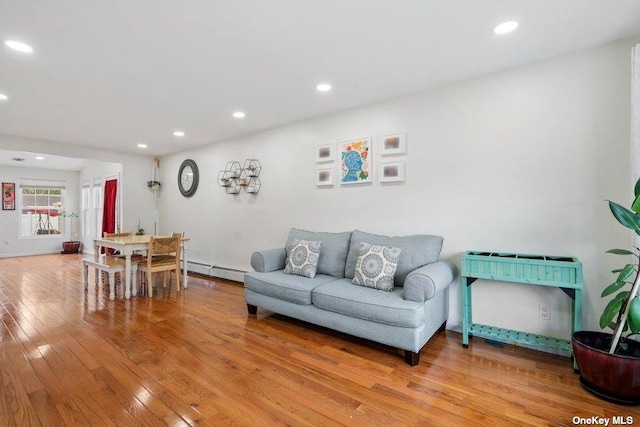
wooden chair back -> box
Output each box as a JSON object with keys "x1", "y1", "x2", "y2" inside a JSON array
[
  {"x1": 141, "y1": 235, "x2": 181, "y2": 297},
  {"x1": 102, "y1": 231, "x2": 133, "y2": 255}
]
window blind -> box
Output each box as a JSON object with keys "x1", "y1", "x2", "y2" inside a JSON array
[{"x1": 19, "y1": 179, "x2": 66, "y2": 189}]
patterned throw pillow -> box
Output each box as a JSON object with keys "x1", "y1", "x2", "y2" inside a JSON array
[
  {"x1": 352, "y1": 242, "x2": 401, "y2": 291},
  {"x1": 284, "y1": 239, "x2": 322, "y2": 278}
]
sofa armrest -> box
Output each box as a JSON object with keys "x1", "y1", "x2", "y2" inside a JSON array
[
  {"x1": 250, "y1": 248, "x2": 287, "y2": 272},
  {"x1": 403, "y1": 261, "x2": 455, "y2": 302}
]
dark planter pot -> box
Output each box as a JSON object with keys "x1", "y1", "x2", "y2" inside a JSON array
[
  {"x1": 572, "y1": 331, "x2": 640, "y2": 405},
  {"x1": 61, "y1": 241, "x2": 81, "y2": 254}
]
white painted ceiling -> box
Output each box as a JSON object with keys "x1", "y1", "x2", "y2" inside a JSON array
[
  {"x1": 1, "y1": 0, "x2": 640, "y2": 159},
  {"x1": 0, "y1": 149, "x2": 89, "y2": 171}
]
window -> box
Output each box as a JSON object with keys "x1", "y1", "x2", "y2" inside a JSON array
[
  {"x1": 81, "y1": 178, "x2": 103, "y2": 238},
  {"x1": 93, "y1": 179, "x2": 103, "y2": 236},
  {"x1": 20, "y1": 179, "x2": 66, "y2": 237},
  {"x1": 82, "y1": 180, "x2": 90, "y2": 237}
]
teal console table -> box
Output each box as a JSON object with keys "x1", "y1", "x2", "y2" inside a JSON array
[{"x1": 461, "y1": 251, "x2": 582, "y2": 357}]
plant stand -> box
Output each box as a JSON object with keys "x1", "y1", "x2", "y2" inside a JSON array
[{"x1": 461, "y1": 251, "x2": 583, "y2": 361}]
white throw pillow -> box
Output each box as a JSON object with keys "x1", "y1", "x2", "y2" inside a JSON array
[
  {"x1": 283, "y1": 239, "x2": 322, "y2": 278},
  {"x1": 352, "y1": 242, "x2": 401, "y2": 291}
]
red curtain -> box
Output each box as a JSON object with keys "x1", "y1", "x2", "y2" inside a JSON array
[{"x1": 102, "y1": 179, "x2": 118, "y2": 236}]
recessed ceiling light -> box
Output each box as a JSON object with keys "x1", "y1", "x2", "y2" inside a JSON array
[
  {"x1": 316, "y1": 83, "x2": 332, "y2": 92},
  {"x1": 493, "y1": 21, "x2": 518, "y2": 35},
  {"x1": 4, "y1": 40, "x2": 34, "y2": 53},
  {"x1": 35, "y1": 156, "x2": 44, "y2": 160},
  {"x1": 173, "y1": 131, "x2": 185, "y2": 137},
  {"x1": 0, "y1": 93, "x2": 8, "y2": 101},
  {"x1": 137, "y1": 143, "x2": 148, "y2": 149},
  {"x1": 233, "y1": 111, "x2": 246, "y2": 119}
]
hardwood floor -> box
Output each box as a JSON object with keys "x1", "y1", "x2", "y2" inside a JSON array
[{"x1": 0, "y1": 254, "x2": 636, "y2": 426}]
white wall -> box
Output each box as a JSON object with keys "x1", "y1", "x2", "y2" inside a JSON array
[
  {"x1": 159, "y1": 37, "x2": 638, "y2": 338},
  {"x1": 0, "y1": 134, "x2": 158, "y2": 255}
]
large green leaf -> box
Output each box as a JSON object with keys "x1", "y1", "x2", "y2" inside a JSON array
[
  {"x1": 628, "y1": 296, "x2": 640, "y2": 334},
  {"x1": 600, "y1": 298, "x2": 623, "y2": 329},
  {"x1": 634, "y1": 177, "x2": 640, "y2": 198},
  {"x1": 614, "y1": 291, "x2": 630, "y2": 301},
  {"x1": 606, "y1": 249, "x2": 634, "y2": 255},
  {"x1": 632, "y1": 193, "x2": 640, "y2": 214},
  {"x1": 617, "y1": 264, "x2": 636, "y2": 283},
  {"x1": 609, "y1": 201, "x2": 640, "y2": 230},
  {"x1": 602, "y1": 281, "x2": 627, "y2": 297}
]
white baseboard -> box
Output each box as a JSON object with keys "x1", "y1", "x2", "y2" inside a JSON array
[
  {"x1": 187, "y1": 261, "x2": 246, "y2": 283},
  {"x1": 0, "y1": 250, "x2": 62, "y2": 258}
]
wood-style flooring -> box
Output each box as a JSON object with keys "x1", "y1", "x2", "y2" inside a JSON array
[{"x1": 0, "y1": 254, "x2": 636, "y2": 426}]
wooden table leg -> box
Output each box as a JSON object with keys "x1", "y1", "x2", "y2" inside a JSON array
[{"x1": 124, "y1": 254, "x2": 132, "y2": 299}]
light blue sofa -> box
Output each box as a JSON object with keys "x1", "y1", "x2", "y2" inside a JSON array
[{"x1": 244, "y1": 228, "x2": 456, "y2": 365}]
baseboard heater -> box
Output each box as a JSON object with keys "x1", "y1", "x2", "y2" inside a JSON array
[{"x1": 186, "y1": 260, "x2": 247, "y2": 283}]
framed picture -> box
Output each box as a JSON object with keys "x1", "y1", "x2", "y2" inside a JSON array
[
  {"x1": 380, "y1": 133, "x2": 407, "y2": 156},
  {"x1": 315, "y1": 143, "x2": 335, "y2": 163},
  {"x1": 315, "y1": 166, "x2": 334, "y2": 186},
  {"x1": 2, "y1": 182, "x2": 15, "y2": 210},
  {"x1": 340, "y1": 137, "x2": 371, "y2": 184},
  {"x1": 379, "y1": 161, "x2": 405, "y2": 183}
]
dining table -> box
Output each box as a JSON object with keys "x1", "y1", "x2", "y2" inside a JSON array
[{"x1": 92, "y1": 234, "x2": 189, "y2": 299}]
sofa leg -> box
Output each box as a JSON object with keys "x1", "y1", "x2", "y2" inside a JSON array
[
  {"x1": 247, "y1": 304, "x2": 257, "y2": 315},
  {"x1": 438, "y1": 320, "x2": 447, "y2": 332},
  {"x1": 404, "y1": 350, "x2": 419, "y2": 366}
]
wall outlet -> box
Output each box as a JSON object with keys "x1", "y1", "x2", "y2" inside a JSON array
[{"x1": 539, "y1": 305, "x2": 550, "y2": 320}]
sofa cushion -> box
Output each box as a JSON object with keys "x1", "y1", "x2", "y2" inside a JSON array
[
  {"x1": 286, "y1": 228, "x2": 351, "y2": 278},
  {"x1": 352, "y1": 242, "x2": 401, "y2": 291},
  {"x1": 345, "y1": 230, "x2": 444, "y2": 286},
  {"x1": 244, "y1": 271, "x2": 337, "y2": 305},
  {"x1": 312, "y1": 279, "x2": 425, "y2": 328},
  {"x1": 284, "y1": 239, "x2": 322, "y2": 278}
]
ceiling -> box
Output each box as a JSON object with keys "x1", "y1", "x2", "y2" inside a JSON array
[
  {"x1": 0, "y1": 149, "x2": 89, "y2": 171},
  {"x1": 1, "y1": 0, "x2": 640, "y2": 161}
]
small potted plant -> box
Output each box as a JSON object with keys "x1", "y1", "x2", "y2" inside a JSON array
[
  {"x1": 147, "y1": 180, "x2": 161, "y2": 190},
  {"x1": 572, "y1": 177, "x2": 640, "y2": 404},
  {"x1": 135, "y1": 219, "x2": 145, "y2": 236},
  {"x1": 60, "y1": 211, "x2": 81, "y2": 254}
]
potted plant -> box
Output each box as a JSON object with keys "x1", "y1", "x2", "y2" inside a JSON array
[
  {"x1": 147, "y1": 180, "x2": 161, "y2": 190},
  {"x1": 572, "y1": 177, "x2": 640, "y2": 405},
  {"x1": 59, "y1": 211, "x2": 81, "y2": 254},
  {"x1": 135, "y1": 219, "x2": 145, "y2": 236}
]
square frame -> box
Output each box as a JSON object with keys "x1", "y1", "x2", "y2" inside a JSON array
[
  {"x1": 315, "y1": 143, "x2": 335, "y2": 163},
  {"x1": 339, "y1": 137, "x2": 372, "y2": 185},
  {"x1": 379, "y1": 161, "x2": 405, "y2": 183},
  {"x1": 380, "y1": 133, "x2": 406, "y2": 156},
  {"x1": 315, "y1": 166, "x2": 334, "y2": 186},
  {"x1": 2, "y1": 182, "x2": 15, "y2": 210}
]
